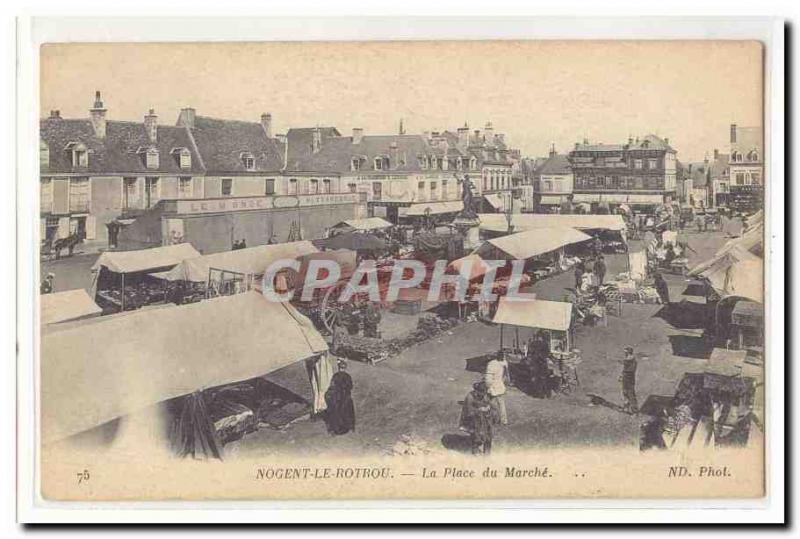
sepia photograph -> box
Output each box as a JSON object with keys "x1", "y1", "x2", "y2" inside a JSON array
[{"x1": 16, "y1": 16, "x2": 783, "y2": 515}]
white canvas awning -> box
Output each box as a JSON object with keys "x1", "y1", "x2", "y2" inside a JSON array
[
  {"x1": 626, "y1": 194, "x2": 666, "y2": 205},
  {"x1": 151, "y1": 241, "x2": 319, "y2": 282},
  {"x1": 41, "y1": 292, "x2": 327, "y2": 443},
  {"x1": 478, "y1": 213, "x2": 627, "y2": 233},
  {"x1": 492, "y1": 297, "x2": 573, "y2": 332},
  {"x1": 401, "y1": 201, "x2": 463, "y2": 216},
  {"x1": 40, "y1": 289, "x2": 102, "y2": 325},
  {"x1": 538, "y1": 195, "x2": 564, "y2": 205},
  {"x1": 446, "y1": 254, "x2": 493, "y2": 281},
  {"x1": 332, "y1": 217, "x2": 393, "y2": 231},
  {"x1": 689, "y1": 247, "x2": 763, "y2": 303},
  {"x1": 91, "y1": 243, "x2": 201, "y2": 274},
  {"x1": 475, "y1": 227, "x2": 591, "y2": 260}
]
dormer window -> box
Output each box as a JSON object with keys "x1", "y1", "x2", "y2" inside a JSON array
[
  {"x1": 732, "y1": 151, "x2": 743, "y2": 162},
  {"x1": 419, "y1": 156, "x2": 428, "y2": 170},
  {"x1": 40, "y1": 140, "x2": 50, "y2": 171},
  {"x1": 64, "y1": 142, "x2": 89, "y2": 168},
  {"x1": 351, "y1": 156, "x2": 366, "y2": 171},
  {"x1": 470, "y1": 157, "x2": 478, "y2": 170},
  {"x1": 172, "y1": 148, "x2": 191, "y2": 169},
  {"x1": 145, "y1": 148, "x2": 160, "y2": 169},
  {"x1": 748, "y1": 150, "x2": 759, "y2": 161},
  {"x1": 240, "y1": 152, "x2": 255, "y2": 171},
  {"x1": 374, "y1": 156, "x2": 389, "y2": 170}
]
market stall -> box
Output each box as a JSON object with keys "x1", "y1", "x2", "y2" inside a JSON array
[
  {"x1": 151, "y1": 240, "x2": 319, "y2": 299},
  {"x1": 40, "y1": 288, "x2": 102, "y2": 325},
  {"x1": 329, "y1": 217, "x2": 394, "y2": 235},
  {"x1": 473, "y1": 226, "x2": 591, "y2": 280},
  {"x1": 41, "y1": 292, "x2": 330, "y2": 458},
  {"x1": 90, "y1": 243, "x2": 202, "y2": 312}
]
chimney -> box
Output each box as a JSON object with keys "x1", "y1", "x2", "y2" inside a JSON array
[
  {"x1": 730, "y1": 123, "x2": 737, "y2": 143},
  {"x1": 583, "y1": 137, "x2": 589, "y2": 145},
  {"x1": 457, "y1": 124, "x2": 469, "y2": 147},
  {"x1": 275, "y1": 133, "x2": 287, "y2": 144},
  {"x1": 177, "y1": 107, "x2": 196, "y2": 129},
  {"x1": 352, "y1": 127, "x2": 363, "y2": 144},
  {"x1": 49, "y1": 110, "x2": 61, "y2": 119},
  {"x1": 484, "y1": 122, "x2": 494, "y2": 143},
  {"x1": 312, "y1": 127, "x2": 322, "y2": 153},
  {"x1": 574, "y1": 142, "x2": 580, "y2": 150},
  {"x1": 714, "y1": 148, "x2": 719, "y2": 160},
  {"x1": 549, "y1": 142, "x2": 556, "y2": 157},
  {"x1": 496, "y1": 133, "x2": 506, "y2": 144},
  {"x1": 664, "y1": 137, "x2": 669, "y2": 145},
  {"x1": 144, "y1": 108, "x2": 158, "y2": 143},
  {"x1": 628, "y1": 136, "x2": 634, "y2": 145},
  {"x1": 261, "y1": 113, "x2": 272, "y2": 138},
  {"x1": 89, "y1": 90, "x2": 107, "y2": 139}
]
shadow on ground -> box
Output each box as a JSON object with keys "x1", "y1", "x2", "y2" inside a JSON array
[
  {"x1": 668, "y1": 334, "x2": 713, "y2": 359},
  {"x1": 441, "y1": 433, "x2": 473, "y2": 453},
  {"x1": 654, "y1": 302, "x2": 709, "y2": 330}
]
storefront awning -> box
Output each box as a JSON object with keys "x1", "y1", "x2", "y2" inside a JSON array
[
  {"x1": 401, "y1": 201, "x2": 463, "y2": 216},
  {"x1": 538, "y1": 195, "x2": 563, "y2": 205},
  {"x1": 626, "y1": 194, "x2": 666, "y2": 205},
  {"x1": 492, "y1": 296, "x2": 573, "y2": 332},
  {"x1": 40, "y1": 289, "x2": 102, "y2": 325},
  {"x1": 478, "y1": 213, "x2": 627, "y2": 233},
  {"x1": 40, "y1": 292, "x2": 328, "y2": 443}
]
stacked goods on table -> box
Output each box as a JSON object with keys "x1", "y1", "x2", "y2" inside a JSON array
[
  {"x1": 205, "y1": 379, "x2": 311, "y2": 442},
  {"x1": 97, "y1": 281, "x2": 167, "y2": 311}
]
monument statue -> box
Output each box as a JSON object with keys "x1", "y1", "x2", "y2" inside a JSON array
[{"x1": 457, "y1": 173, "x2": 478, "y2": 219}]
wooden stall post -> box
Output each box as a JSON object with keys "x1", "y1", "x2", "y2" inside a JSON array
[{"x1": 121, "y1": 273, "x2": 126, "y2": 311}]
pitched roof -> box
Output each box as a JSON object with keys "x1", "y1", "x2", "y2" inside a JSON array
[
  {"x1": 731, "y1": 126, "x2": 763, "y2": 159},
  {"x1": 40, "y1": 117, "x2": 205, "y2": 175},
  {"x1": 286, "y1": 127, "x2": 341, "y2": 162},
  {"x1": 535, "y1": 154, "x2": 571, "y2": 176},
  {"x1": 187, "y1": 116, "x2": 284, "y2": 173},
  {"x1": 626, "y1": 134, "x2": 675, "y2": 152}
]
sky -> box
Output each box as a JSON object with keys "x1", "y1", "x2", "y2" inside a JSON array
[{"x1": 41, "y1": 40, "x2": 763, "y2": 163}]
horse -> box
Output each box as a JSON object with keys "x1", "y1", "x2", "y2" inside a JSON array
[{"x1": 51, "y1": 230, "x2": 85, "y2": 260}]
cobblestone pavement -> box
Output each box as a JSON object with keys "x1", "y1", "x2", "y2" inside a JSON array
[{"x1": 234, "y1": 226, "x2": 735, "y2": 458}]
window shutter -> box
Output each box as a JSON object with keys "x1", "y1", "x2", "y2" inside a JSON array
[{"x1": 85, "y1": 215, "x2": 96, "y2": 240}]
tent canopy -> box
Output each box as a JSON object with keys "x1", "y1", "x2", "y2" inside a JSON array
[
  {"x1": 91, "y1": 243, "x2": 201, "y2": 274},
  {"x1": 492, "y1": 297, "x2": 573, "y2": 332},
  {"x1": 446, "y1": 254, "x2": 493, "y2": 281},
  {"x1": 151, "y1": 241, "x2": 319, "y2": 282},
  {"x1": 41, "y1": 292, "x2": 327, "y2": 443},
  {"x1": 40, "y1": 289, "x2": 102, "y2": 325},
  {"x1": 401, "y1": 201, "x2": 463, "y2": 217},
  {"x1": 477, "y1": 213, "x2": 627, "y2": 233},
  {"x1": 332, "y1": 217, "x2": 393, "y2": 231},
  {"x1": 483, "y1": 194, "x2": 505, "y2": 211},
  {"x1": 314, "y1": 232, "x2": 390, "y2": 252},
  {"x1": 476, "y1": 227, "x2": 591, "y2": 261}
]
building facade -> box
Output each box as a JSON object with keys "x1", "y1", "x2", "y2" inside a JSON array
[
  {"x1": 531, "y1": 147, "x2": 574, "y2": 211},
  {"x1": 727, "y1": 124, "x2": 763, "y2": 212},
  {"x1": 568, "y1": 134, "x2": 678, "y2": 210},
  {"x1": 39, "y1": 92, "x2": 364, "y2": 251}
]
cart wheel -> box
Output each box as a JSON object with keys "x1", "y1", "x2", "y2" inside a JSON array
[{"x1": 320, "y1": 282, "x2": 357, "y2": 333}]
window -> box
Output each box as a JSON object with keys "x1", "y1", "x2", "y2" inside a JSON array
[
  {"x1": 735, "y1": 173, "x2": 745, "y2": 185},
  {"x1": 323, "y1": 179, "x2": 332, "y2": 194},
  {"x1": 309, "y1": 179, "x2": 319, "y2": 194},
  {"x1": 543, "y1": 180, "x2": 552, "y2": 192},
  {"x1": 751, "y1": 172, "x2": 761, "y2": 185},
  {"x1": 634, "y1": 159, "x2": 643, "y2": 169},
  {"x1": 265, "y1": 178, "x2": 275, "y2": 195},
  {"x1": 749, "y1": 150, "x2": 759, "y2": 162},
  {"x1": 144, "y1": 177, "x2": 159, "y2": 208},
  {"x1": 635, "y1": 177, "x2": 644, "y2": 189},
  {"x1": 732, "y1": 151, "x2": 743, "y2": 162},
  {"x1": 178, "y1": 177, "x2": 193, "y2": 198},
  {"x1": 41, "y1": 178, "x2": 53, "y2": 212},
  {"x1": 554, "y1": 179, "x2": 563, "y2": 192},
  {"x1": 174, "y1": 148, "x2": 191, "y2": 169},
  {"x1": 374, "y1": 157, "x2": 385, "y2": 170},
  {"x1": 123, "y1": 177, "x2": 137, "y2": 209},
  {"x1": 348, "y1": 183, "x2": 357, "y2": 193},
  {"x1": 648, "y1": 158, "x2": 659, "y2": 169},
  {"x1": 69, "y1": 177, "x2": 90, "y2": 212},
  {"x1": 241, "y1": 153, "x2": 255, "y2": 171},
  {"x1": 442, "y1": 180, "x2": 448, "y2": 196},
  {"x1": 221, "y1": 178, "x2": 233, "y2": 196},
  {"x1": 372, "y1": 182, "x2": 382, "y2": 200},
  {"x1": 40, "y1": 141, "x2": 50, "y2": 170},
  {"x1": 145, "y1": 149, "x2": 159, "y2": 169},
  {"x1": 419, "y1": 157, "x2": 427, "y2": 170},
  {"x1": 470, "y1": 157, "x2": 478, "y2": 170},
  {"x1": 352, "y1": 157, "x2": 365, "y2": 171},
  {"x1": 288, "y1": 178, "x2": 298, "y2": 195}
]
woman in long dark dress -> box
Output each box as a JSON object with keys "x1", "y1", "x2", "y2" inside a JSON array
[
  {"x1": 654, "y1": 272, "x2": 670, "y2": 305},
  {"x1": 325, "y1": 359, "x2": 356, "y2": 435}
]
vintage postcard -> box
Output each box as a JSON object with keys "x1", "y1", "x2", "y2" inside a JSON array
[{"x1": 19, "y1": 19, "x2": 781, "y2": 515}]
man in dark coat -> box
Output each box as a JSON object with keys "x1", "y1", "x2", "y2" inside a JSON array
[
  {"x1": 593, "y1": 255, "x2": 607, "y2": 285},
  {"x1": 620, "y1": 346, "x2": 638, "y2": 414},
  {"x1": 460, "y1": 381, "x2": 493, "y2": 455},
  {"x1": 324, "y1": 359, "x2": 356, "y2": 435},
  {"x1": 574, "y1": 260, "x2": 585, "y2": 290},
  {"x1": 654, "y1": 272, "x2": 670, "y2": 305}
]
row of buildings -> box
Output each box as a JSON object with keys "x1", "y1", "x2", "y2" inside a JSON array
[
  {"x1": 523, "y1": 124, "x2": 763, "y2": 214},
  {"x1": 39, "y1": 91, "x2": 764, "y2": 254},
  {"x1": 39, "y1": 92, "x2": 523, "y2": 252}
]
